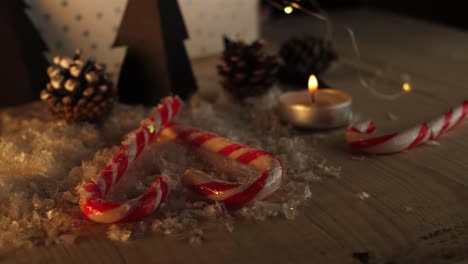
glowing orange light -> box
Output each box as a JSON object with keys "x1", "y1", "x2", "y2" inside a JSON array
[{"x1": 308, "y1": 75, "x2": 319, "y2": 94}]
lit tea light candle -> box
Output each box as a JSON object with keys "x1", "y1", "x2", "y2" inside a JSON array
[{"x1": 278, "y1": 75, "x2": 353, "y2": 129}]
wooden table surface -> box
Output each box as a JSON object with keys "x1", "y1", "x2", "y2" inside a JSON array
[{"x1": 4, "y1": 8, "x2": 468, "y2": 264}]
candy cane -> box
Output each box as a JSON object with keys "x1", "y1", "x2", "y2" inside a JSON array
[
  {"x1": 158, "y1": 123, "x2": 284, "y2": 206},
  {"x1": 346, "y1": 101, "x2": 468, "y2": 154},
  {"x1": 79, "y1": 96, "x2": 182, "y2": 223}
]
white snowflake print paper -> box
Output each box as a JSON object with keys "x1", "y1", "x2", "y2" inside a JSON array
[
  {"x1": 25, "y1": 0, "x2": 127, "y2": 83},
  {"x1": 25, "y1": 0, "x2": 259, "y2": 81},
  {"x1": 179, "y1": 0, "x2": 259, "y2": 58}
]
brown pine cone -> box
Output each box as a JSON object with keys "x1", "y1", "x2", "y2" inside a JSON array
[
  {"x1": 217, "y1": 36, "x2": 279, "y2": 101},
  {"x1": 280, "y1": 36, "x2": 338, "y2": 76},
  {"x1": 40, "y1": 50, "x2": 115, "y2": 123}
]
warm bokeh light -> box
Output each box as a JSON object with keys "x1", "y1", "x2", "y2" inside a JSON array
[
  {"x1": 284, "y1": 6, "x2": 294, "y2": 14},
  {"x1": 291, "y1": 2, "x2": 300, "y2": 9},
  {"x1": 308, "y1": 75, "x2": 319, "y2": 94},
  {"x1": 402, "y1": 82, "x2": 412, "y2": 93}
]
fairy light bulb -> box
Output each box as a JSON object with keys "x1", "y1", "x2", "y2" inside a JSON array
[
  {"x1": 284, "y1": 6, "x2": 294, "y2": 14},
  {"x1": 402, "y1": 82, "x2": 412, "y2": 93}
]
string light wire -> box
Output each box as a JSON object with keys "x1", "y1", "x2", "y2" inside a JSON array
[{"x1": 266, "y1": 0, "x2": 417, "y2": 101}]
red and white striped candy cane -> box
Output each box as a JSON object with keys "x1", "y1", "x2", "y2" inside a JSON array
[
  {"x1": 346, "y1": 101, "x2": 468, "y2": 154},
  {"x1": 159, "y1": 123, "x2": 284, "y2": 206},
  {"x1": 79, "y1": 96, "x2": 182, "y2": 223}
]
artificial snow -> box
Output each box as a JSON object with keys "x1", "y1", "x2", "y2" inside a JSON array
[
  {"x1": 0, "y1": 93, "x2": 341, "y2": 253},
  {"x1": 357, "y1": 192, "x2": 371, "y2": 200}
]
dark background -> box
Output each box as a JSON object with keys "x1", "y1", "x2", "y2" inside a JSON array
[{"x1": 263, "y1": 0, "x2": 468, "y2": 31}]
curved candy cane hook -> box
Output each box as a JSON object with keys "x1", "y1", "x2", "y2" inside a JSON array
[
  {"x1": 79, "y1": 96, "x2": 182, "y2": 223},
  {"x1": 159, "y1": 123, "x2": 284, "y2": 207},
  {"x1": 346, "y1": 101, "x2": 468, "y2": 154}
]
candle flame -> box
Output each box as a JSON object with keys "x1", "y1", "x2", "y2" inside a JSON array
[
  {"x1": 284, "y1": 6, "x2": 293, "y2": 14},
  {"x1": 308, "y1": 75, "x2": 318, "y2": 94}
]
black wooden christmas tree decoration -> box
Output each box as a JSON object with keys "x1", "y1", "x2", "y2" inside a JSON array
[
  {"x1": 0, "y1": 0, "x2": 48, "y2": 106},
  {"x1": 114, "y1": 0, "x2": 198, "y2": 105}
]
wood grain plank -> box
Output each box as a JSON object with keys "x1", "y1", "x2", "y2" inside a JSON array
[
  {"x1": 0, "y1": 239, "x2": 125, "y2": 264},
  {"x1": 4, "y1": 8, "x2": 468, "y2": 264}
]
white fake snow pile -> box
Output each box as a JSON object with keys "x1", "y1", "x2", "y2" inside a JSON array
[{"x1": 0, "y1": 93, "x2": 340, "y2": 253}]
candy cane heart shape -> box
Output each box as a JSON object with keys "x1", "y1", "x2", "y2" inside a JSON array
[
  {"x1": 79, "y1": 96, "x2": 182, "y2": 223},
  {"x1": 346, "y1": 101, "x2": 468, "y2": 154},
  {"x1": 159, "y1": 123, "x2": 284, "y2": 207}
]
